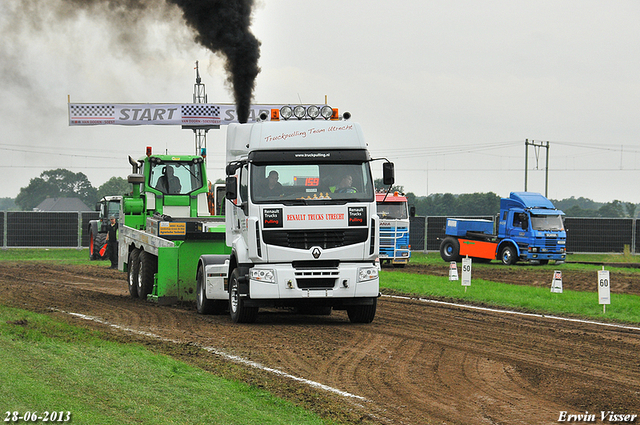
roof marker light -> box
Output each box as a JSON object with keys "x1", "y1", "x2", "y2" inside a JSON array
[
  {"x1": 306, "y1": 105, "x2": 320, "y2": 119},
  {"x1": 320, "y1": 105, "x2": 333, "y2": 120},
  {"x1": 280, "y1": 106, "x2": 293, "y2": 120},
  {"x1": 293, "y1": 105, "x2": 306, "y2": 119}
]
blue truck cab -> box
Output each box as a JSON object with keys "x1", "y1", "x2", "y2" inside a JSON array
[{"x1": 440, "y1": 192, "x2": 567, "y2": 265}]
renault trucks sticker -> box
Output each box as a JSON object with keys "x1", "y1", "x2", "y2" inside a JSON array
[
  {"x1": 348, "y1": 207, "x2": 366, "y2": 226},
  {"x1": 263, "y1": 208, "x2": 283, "y2": 228}
]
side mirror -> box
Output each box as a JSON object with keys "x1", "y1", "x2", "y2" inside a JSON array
[
  {"x1": 383, "y1": 162, "x2": 395, "y2": 186},
  {"x1": 226, "y1": 163, "x2": 239, "y2": 175},
  {"x1": 409, "y1": 206, "x2": 416, "y2": 218},
  {"x1": 225, "y1": 176, "x2": 237, "y2": 201}
]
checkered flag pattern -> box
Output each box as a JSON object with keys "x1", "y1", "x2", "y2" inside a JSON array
[
  {"x1": 69, "y1": 104, "x2": 115, "y2": 118},
  {"x1": 181, "y1": 104, "x2": 220, "y2": 118}
]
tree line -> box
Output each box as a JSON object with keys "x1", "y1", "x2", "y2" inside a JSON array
[
  {"x1": 0, "y1": 171, "x2": 637, "y2": 218},
  {"x1": 405, "y1": 192, "x2": 638, "y2": 218},
  {"x1": 1, "y1": 169, "x2": 130, "y2": 211}
]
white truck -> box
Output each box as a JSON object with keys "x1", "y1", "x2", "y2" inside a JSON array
[{"x1": 196, "y1": 106, "x2": 394, "y2": 323}]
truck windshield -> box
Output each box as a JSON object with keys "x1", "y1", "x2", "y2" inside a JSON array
[
  {"x1": 377, "y1": 202, "x2": 408, "y2": 219},
  {"x1": 530, "y1": 214, "x2": 564, "y2": 231},
  {"x1": 149, "y1": 161, "x2": 203, "y2": 195},
  {"x1": 251, "y1": 163, "x2": 374, "y2": 203}
]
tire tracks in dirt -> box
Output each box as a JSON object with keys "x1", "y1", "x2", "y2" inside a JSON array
[{"x1": 1, "y1": 262, "x2": 640, "y2": 424}]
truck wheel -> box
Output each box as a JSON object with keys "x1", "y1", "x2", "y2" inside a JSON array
[
  {"x1": 229, "y1": 269, "x2": 258, "y2": 323},
  {"x1": 347, "y1": 298, "x2": 377, "y2": 323},
  {"x1": 90, "y1": 232, "x2": 106, "y2": 261},
  {"x1": 440, "y1": 237, "x2": 461, "y2": 262},
  {"x1": 127, "y1": 249, "x2": 140, "y2": 298},
  {"x1": 196, "y1": 264, "x2": 227, "y2": 315},
  {"x1": 500, "y1": 245, "x2": 517, "y2": 265},
  {"x1": 137, "y1": 250, "x2": 157, "y2": 299}
]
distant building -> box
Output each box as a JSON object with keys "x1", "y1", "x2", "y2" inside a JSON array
[{"x1": 34, "y1": 198, "x2": 92, "y2": 212}]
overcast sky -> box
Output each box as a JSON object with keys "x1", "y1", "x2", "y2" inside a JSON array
[{"x1": 1, "y1": 0, "x2": 639, "y2": 203}]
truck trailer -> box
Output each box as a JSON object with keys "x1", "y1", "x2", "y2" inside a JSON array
[
  {"x1": 376, "y1": 192, "x2": 411, "y2": 267},
  {"x1": 439, "y1": 192, "x2": 566, "y2": 265},
  {"x1": 118, "y1": 150, "x2": 230, "y2": 304}
]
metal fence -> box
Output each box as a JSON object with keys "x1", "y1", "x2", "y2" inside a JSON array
[
  {"x1": 0, "y1": 211, "x2": 638, "y2": 254},
  {"x1": 0, "y1": 211, "x2": 99, "y2": 249}
]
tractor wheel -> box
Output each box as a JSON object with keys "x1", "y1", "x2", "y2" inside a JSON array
[
  {"x1": 127, "y1": 249, "x2": 140, "y2": 298},
  {"x1": 229, "y1": 269, "x2": 258, "y2": 323},
  {"x1": 90, "y1": 232, "x2": 106, "y2": 261},
  {"x1": 500, "y1": 245, "x2": 517, "y2": 265},
  {"x1": 137, "y1": 250, "x2": 157, "y2": 299},
  {"x1": 440, "y1": 237, "x2": 461, "y2": 262},
  {"x1": 347, "y1": 298, "x2": 377, "y2": 323}
]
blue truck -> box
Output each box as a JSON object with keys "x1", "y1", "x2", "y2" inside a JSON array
[{"x1": 439, "y1": 192, "x2": 566, "y2": 265}]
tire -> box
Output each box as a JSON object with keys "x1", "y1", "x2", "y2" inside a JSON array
[
  {"x1": 440, "y1": 237, "x2": 461, "y2": 262},
  {"x1": 196, "y1": 264, "x2": 227, "y2": 315},
  {"x1": 90, "y1": 232, "x2": 107, "y2": 261},
  {"x1": 229, "y1": 269, "x2": 258, "y2": 323},
  {"x1": 127, "y1": 249, "x2": 140, "y2": 298},
  {"x1": 137, "y1": 250, "x2": 157, "y2": 299},
  {"x1": 392, "y1": 263, "x2": 406, "y2": 268},
  {"x1": 500, "y1": 245, "x2": 517, "y2": 265},
  {"x1": 347, "y1": 298, "x2": 377, "y2": 323}
]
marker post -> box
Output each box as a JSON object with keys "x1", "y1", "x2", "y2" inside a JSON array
[
  {"x1": 449, "y1": 262, "x2": 458, "y2": 281},
  {"x1": 550, "y1": 270, "x2": 563, "y2": 293},
  {"x1": 598, "y1": 266, "x2": 610, "y2": 314},
  {"x1": 461, "y1": 256, "x2": 472, "y2": 292}
]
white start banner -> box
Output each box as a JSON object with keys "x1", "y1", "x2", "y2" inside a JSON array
[{"x1": 68, "y1": 103, "x2": 335, "y2": 126}]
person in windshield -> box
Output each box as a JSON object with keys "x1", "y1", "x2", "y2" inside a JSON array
[
  {"x1": 156, "y1": 165, "x2": 182, "y2": 194},
  {"x1": 335, "y1": 175, "x2": 356, "y2": 193},
  {"x1": 264, "y1": 170, "x2": 284, "y2": 196}
]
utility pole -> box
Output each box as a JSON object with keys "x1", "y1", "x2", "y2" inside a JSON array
[
  {"x1": 524, "y1": 139, "x2": 550, "y2": 197},
  {"x1": 185, "y1": 61, "x2": 219, "y2": 158}
]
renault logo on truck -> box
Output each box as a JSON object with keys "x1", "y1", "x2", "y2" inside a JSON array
[{"x1": 311, "y1": 247, "x2": 322, "y2": 259}]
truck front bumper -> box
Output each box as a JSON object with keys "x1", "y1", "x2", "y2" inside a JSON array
[{"x1": 248, "y1": 262, "x2": 379, "y2": 300}]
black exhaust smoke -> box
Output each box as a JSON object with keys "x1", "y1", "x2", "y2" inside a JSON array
[
  {"x1": 168, "y1": 0, "x2": 261, "y2": 123},
  {"x1": 8, "y1": 0, "x2": 261, "y2": 124}
]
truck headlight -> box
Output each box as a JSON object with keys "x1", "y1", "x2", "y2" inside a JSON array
[
  {"x1": 250, "y1": 269, "x2": 275, "y2": 283},
  {"x1": 358, "y1": 266, "x2": 378, "y2": 282}
]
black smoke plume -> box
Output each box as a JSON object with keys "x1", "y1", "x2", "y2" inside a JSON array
[
  {"x1": 5, "y1": 0, "x2": 261, "y2": 123},
  {"x1": 169, "y1": 0, "x2": 261, "y2": 123}
]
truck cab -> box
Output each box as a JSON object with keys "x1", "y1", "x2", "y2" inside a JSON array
[
  {"x1": 197, "y1": 110, "x2": 393, "y2": 323},
  {"x1": 497, "y1": 192, "x2": 566, "y2": 264},
  {"x1": 376, "y1": 192, "x2": 411, "y2": 267}
]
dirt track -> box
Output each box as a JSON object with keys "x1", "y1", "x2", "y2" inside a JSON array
[{"x1": 1, "y1": 261, "x2": 640, "y2": 424}]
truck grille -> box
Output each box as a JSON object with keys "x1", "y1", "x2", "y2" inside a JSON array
[
  {"x1": 295, "y1": 270, "x2": 339, "y2": 289},
  {"x1": 262, "y1": 229, "x2": 368, "y2": 250}
]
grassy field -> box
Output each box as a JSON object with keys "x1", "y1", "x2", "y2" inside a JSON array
[
  {"x1": 380, "y1": 271, "x2": 640, "y2": 324},
  {"x1": 0, "y1": 306, "x2": 332, "y2": 425}
]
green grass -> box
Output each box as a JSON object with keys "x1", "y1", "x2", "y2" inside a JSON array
[
  {"x1": 381, "y1": 270, "x2": 640, "y2": 324},
  {"x1": 0, "y1": 248, "x2": 94, "y2": 265},
  {"x1": 0, "y1": 306, "x2": 331, "y2": 425}
]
